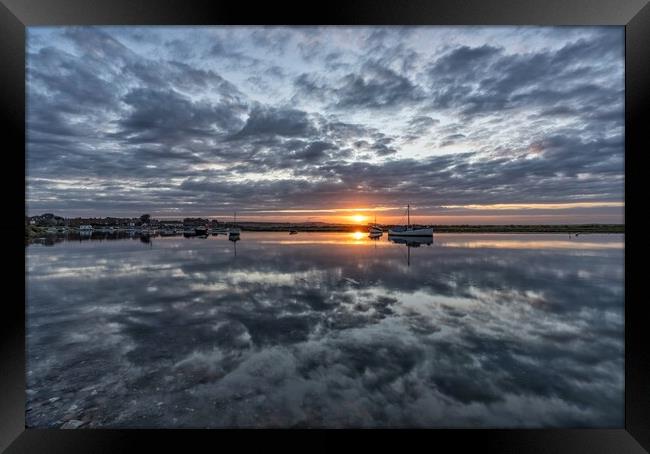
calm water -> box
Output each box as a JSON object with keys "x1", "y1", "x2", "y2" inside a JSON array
[{"x1": 26, "y1": 232, "x2": 624, "y2": 428}]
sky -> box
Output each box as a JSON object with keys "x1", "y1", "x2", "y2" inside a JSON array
[{"x1": 26, "y1": 26, "x2": 625, "y2": 224}]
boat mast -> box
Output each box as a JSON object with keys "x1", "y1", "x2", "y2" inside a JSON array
[{"x1": 407, "y1": 204, "x2": 410, "y2": 228}]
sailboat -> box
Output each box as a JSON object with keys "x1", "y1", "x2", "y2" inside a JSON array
[
  {"x1": 369, "y1": 214, "x2": 383, "y2": 235},
  {"x1": 388, "y1": 204, "x2": 433, "y2": 236},
  {"x1": 229, "y1": 212, "x2": 241, "y2": 237}
]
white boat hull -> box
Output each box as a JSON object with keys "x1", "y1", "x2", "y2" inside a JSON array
[{"x1": 388, "y1": 227, "x2": 433, "y2": 236}]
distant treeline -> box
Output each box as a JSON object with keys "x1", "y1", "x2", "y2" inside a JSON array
[
  {"x1": 26, "y1": 218, "x2": 625, "y2": 235},
  {"x1": 234, "y1": 223, "x2": 624, "y2": 233}
]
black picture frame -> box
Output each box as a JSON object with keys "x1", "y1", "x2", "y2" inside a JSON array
[{"x1": 2, "y1": 0, "x2": 648, "y2": 452}]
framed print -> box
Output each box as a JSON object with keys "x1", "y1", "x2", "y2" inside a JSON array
[{"x1": 2, "y1": 0, "x2": 649, "y2": 452}]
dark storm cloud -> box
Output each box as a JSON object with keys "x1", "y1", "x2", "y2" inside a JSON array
[
  {"x1": 292, "y1": 73, "x2": 327, "y2": 102},
  {"x1": 28, "y1": 47, "x2": 119, "y2": 111},
  {"x1": 334, "y1": 61, "x2": 423, "y2": 109},
  {"x1": 117, "y1": 87, "x2": 245, "y2": 144},
  {"x1": 295, "y1": 141, "x2": 336, "y2": 162},
  {"x1": 26, "y1": 27, "x2": 623, "y2": 219},
  {"x1": 229, "y1": 105, "x2": 317, "y2": 139},
  {"x1": 426, "y1": 31, "x2": 623, "y2": 119},
  {"x1": 127, "y1": 60, "x2": 245, "y2": 100},
  {"x1": 29, "y1": 128, "x2": 623, "y2": 216},
  {"x1": 295, "y1": 60, "x2": 424, "y2": 110}
]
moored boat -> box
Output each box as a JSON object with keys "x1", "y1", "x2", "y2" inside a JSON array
[
  {"x1": 368, "y1": 215, "x2": 383, "y2": 234},
  {"x1": 211, "y1": 221, "x2": 229, "y2": 234},
  {"x1": 387, "y1": 204, "x2": 433, "y2": 236}
]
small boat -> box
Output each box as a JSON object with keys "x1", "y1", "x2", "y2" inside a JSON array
[
  {"x1": 228, "y1": 229, "x2": 240, "y2": 245},
  {"x1": 368, "y1": 232, "x2": 382, "y2": 239},
  {"x1": 289, "y1": 230, "x2": 298, "y2": 235},
  {"x1": 368, "y1": 215, "x2": 383, "y2": 234},
  {"x1": 195, "y1": 225, "x2": 208, "y2": 235},
  {"x1": 388, "y1": 204, "x2": 433, "y2": 236},
  {"x1": 211, "y1": 223, "x2": 229, "y2": 235}
]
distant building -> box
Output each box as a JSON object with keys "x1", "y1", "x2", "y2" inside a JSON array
[{"x1": 30, "y1": 213, "x2": 65, "y2": 226}]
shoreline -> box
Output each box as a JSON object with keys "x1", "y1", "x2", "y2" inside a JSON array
[
  {"x1": 229, "y1": 224, "x2": 624, "y2": 234},
  {"x1": 26, "y1": 224, "x2": 624, "y2": 237}
]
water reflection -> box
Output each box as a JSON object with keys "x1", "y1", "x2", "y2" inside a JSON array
[
  {"x1": 26, "y1": 232, "x2": 624, "y2": 428},
  {"x1": 229, "y1": 233, "x2": 240, "y2": 256},
  {"x1": 388, "y1": 235, "x2": 433, "y2": 267}
]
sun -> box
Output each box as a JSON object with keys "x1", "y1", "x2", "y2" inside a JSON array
[{"x1": 351, "y1": 214, "x2": 367, "y2": 223}]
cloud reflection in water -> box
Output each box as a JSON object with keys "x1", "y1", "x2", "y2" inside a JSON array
[{"x1": 26, "y1": 232, "x2": 624, "y2": 427}]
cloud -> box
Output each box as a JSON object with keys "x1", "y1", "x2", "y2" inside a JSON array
[
  {"x1": 426, "y1": 30, "x2": 624, "y2": 121},
  {"x1": 26, "y1": 26, "x2": 624, "y2": 222},
  {"x1": 117, "y1": 87, "x2": 245, "y2": 145},
  {"x1": 331, "y1": 60, "x2": 424, "y2": 109},
  {"x1": 229, "y1": 105, "x2": 317, "y2": 139}
]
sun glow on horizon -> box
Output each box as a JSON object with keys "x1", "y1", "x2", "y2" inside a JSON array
[{"x1": 351, "y1": 214, "x2": 367, "y2": 223}]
